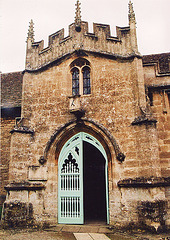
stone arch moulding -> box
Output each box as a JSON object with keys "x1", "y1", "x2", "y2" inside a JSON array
[{"x1": 38, "y1": 118, "x2": 125, "y2": 165}]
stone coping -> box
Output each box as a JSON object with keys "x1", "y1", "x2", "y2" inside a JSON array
[
  {"x1": 117, "y1": 176, "x2": 170, "y2": 188},
  {"x1": 10, "y1": 126, "x2": 34, "y2": 135},
  {"x1": 25, "y1": 50, "x2": 142, "y2": 73},
  {"x1": 131, "y1": 115, "x2": 157, "y2": 126},
  {"x1": 4, "y1": 181, "x2": 45, "y2": 191}
]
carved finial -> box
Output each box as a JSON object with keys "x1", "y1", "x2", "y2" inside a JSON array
[
  {"x1": 128, "y1": 0, "x2": 136, "y2": 24},
  {"x1": 27, "y1": 19, "x2": 35, "y2": 42},
  {"x1": 75, "y1": 0, "x2": 81, "y2": 32}
]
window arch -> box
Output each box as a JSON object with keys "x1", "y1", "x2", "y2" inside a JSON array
[{"x1": 70, "y1": 58, "x2": 91, "y2": 96}]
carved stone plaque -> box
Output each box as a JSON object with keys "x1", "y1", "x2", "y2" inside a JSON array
[
  {"x1": 28, "y1": 166, "x2": 47, "y2": 181},
  {"x1": 69, "y1": 95, "x2": 81, "y2": 112}
]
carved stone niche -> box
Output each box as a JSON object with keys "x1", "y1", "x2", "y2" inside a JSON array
[{"x1": 69, "y1": 95, "x2": 81, "y2": 112}]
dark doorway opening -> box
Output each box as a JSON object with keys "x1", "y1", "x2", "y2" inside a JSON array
[{"x1": 83, "y1": 141, "x2": 107, "y2": 223}]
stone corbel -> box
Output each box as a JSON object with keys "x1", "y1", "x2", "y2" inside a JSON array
[
  {"x1": 132, "y1": 108, "x2": 157, "y2": 126},
  {"x1": 10, "y1": 118, "x2": 34, "y2": 135}
]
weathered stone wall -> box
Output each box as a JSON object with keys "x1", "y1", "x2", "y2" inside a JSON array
[
  {"x1": 150, "y1": 90, "x2": 170, "y2": 228},
  {"x1": 143, "y1": 63, "x2": 170, "y2": 178},
  {"x1": 110, "y1": 186, "x2": 167, "y2": 230},
  {"x1": 9, "y1": 132, "x2": 34, "y2": 181},
  {"x1": 1, "y1": 71, "x2": 23, "y2": 209},
  {"x1": 151, "y1": 91, "x2": 170, "y2": 177},
  {"x1": 143, "y1": 61, "x2": 170, "y2": 229},
  {"x1": 0, "y1": 119, "x2": 15, "y2": 206}
]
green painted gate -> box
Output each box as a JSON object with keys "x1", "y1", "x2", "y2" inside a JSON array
[{"x1": 58, "y1": 132, "x2": 109, "y2": 224}]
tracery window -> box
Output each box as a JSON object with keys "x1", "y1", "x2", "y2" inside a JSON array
[{"x1": 70, "y1": 58, "x2": 91, "y2": 96}]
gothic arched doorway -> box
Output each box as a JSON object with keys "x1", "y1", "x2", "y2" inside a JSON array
[{"x1": 58, "y1": 132, "x2": 109, "y2": 224}]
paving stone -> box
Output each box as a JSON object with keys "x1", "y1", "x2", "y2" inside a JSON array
[
  {"x1": 107, "y1": 233, "x2": 136, "y2": 240},
  {"x1": 62, "y1": 225, "x2": 81, "y2": 232},
  {"x1": 78, "y1": 226, "x2": 100, "y2": 233},
  {"x1": 89, "y1": 233, "x2": 110, "y2": 239},
  {"x1": 74, "y1": 233, "x2": 93, "y2": 240},
  {"x1": 0, "y1": 231, "x2": 76, "y2": 240},
  {"x1": 44, "y1": 225, "x2": 63, "y2": 232},
  {"x1": 98, "y1": 227, "x2": 112, "y2": 233}
]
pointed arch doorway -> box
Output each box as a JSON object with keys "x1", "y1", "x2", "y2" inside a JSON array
[{"x1": 58, "y1": 132, "x2": 109, "y2": 224}]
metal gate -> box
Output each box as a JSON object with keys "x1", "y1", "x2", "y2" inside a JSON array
[{"x1": 58, "y1": 132, "x2": 109, "y2": 224}]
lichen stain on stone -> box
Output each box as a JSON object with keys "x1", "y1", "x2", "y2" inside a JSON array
[
  {"x1": 137, "y1": 200, "x2": 168, "y2": 233},
  {"x1": 2, "y1": 201, "x2": 34, "y2": 228}
]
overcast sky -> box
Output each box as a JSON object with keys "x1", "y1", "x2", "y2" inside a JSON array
[{"x1": 0, "y1": 0, "x2": 170, "y2": 73}]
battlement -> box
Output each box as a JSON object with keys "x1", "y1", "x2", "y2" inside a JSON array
[{"x1": 26, "y1": 0, "x2": 139, "y2": 71}]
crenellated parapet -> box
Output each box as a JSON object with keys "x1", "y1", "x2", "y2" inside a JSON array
[{"x1": 25, "y1": 1, "x2": 139, "y2": 71}]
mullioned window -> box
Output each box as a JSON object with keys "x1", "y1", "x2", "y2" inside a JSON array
[{"x1": 70, "y1": 58, "x2": 91, "y2": 96}]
